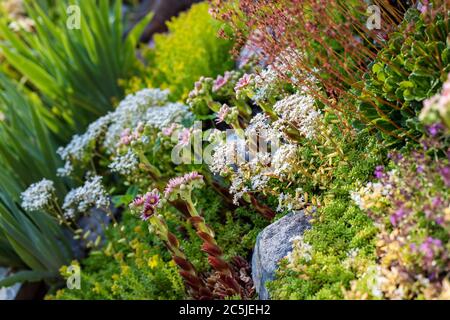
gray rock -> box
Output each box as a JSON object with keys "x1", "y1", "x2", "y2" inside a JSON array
[{"x1": 252, "y1": 211, "x2": 310, "y2": 300}]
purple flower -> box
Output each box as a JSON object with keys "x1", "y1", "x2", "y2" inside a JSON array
[
  {"x1": 140, "y1": 205, "x2": 155, "y2": 221},
  {"x1": 439, "y1": 166, "x2": 450, "y2": 187},
  {"x1": 431, "y1": 196, "x2": 443, "y2": 208},
  {"x1": 427, "y1": 123, "x2": 444, "y2": 137},
  {"x1": 419, "y1": 237, "x2": 442, "y2": 265},
  {"x1": 131, "y1": 195, "x2": 145, "y2": 208},
  {"x1": 178, "y1": 128, "x2": 191, "y2": 146},
  {"x1": 164, "y1": 172, "x2": 204, "y2": 198},
  {"x1": 164, "y1": 176, "x2": 185, "y2": 197},
  {"x1": 131, "y1": 191, "x2": 161, "y2": 221},
  {"x1": 144, "y1": 192, "x2": 160, "y2": 207},
  {"x1": 216, "y1": 104, "x2": 231, "y2": 124},
  {"x1": 390, "y1": 207, "x2": 408, "y2": 226},
  {"x1": 388, "y1": 152, "x2": 403, "y2": 164},
  {"x1": 374, "y1": 165, "x2": 385, "y2": 179},
  {"x1": 420, "y1": 0, "x2": 429, "y2": 14}
]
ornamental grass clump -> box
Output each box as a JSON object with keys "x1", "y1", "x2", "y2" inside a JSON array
[{"x1": 0, "y1": 0, "x2": 151, "y2": 135}]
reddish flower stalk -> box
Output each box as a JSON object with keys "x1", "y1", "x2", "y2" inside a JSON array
[
  {"x1": 165, "y1": 173, "x2": 244, "y2": 298},
  {"x1": 130, "y1": 191, "x2": 212, "y2": 299},
  {"x1": 151, "y1": 214, "x2": 213, "y2": 299},
  {"x1": 209, "y1": 0, "x2": 437, "y2": 142}
]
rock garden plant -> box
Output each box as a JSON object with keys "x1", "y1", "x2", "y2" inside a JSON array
[{"x1": 0, "y1": 0, "x2": 449, "y2": 301}]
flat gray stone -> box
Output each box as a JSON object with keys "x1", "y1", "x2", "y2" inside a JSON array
[{"x1": 252, "y1": 211, "x2": 310, "y2": 300}]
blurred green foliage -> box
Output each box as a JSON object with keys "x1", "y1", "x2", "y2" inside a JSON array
[{"x1": 148, "y1": 2, "x2": 234, "y2": 101}]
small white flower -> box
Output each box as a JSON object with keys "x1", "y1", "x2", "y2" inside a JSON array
[
  {"x1": 58, "y1": 114, "x2": 111, "y2": 162},
  {"x1": 21, "y1": 179, "x2": 56, "y2": 212},
  {"x1": 273, "y1": 93, "x2": 323, "y2": 139},
  {"x1": 350, "y1": 191, "x2": 363, "y2": 210},
  {"x1": 62, "y1": 176, "x2": 110, "y2": 218},
  {"x1": 229, "y1": 175, "x2": 248, "y2": 205},
  {"x1": 250, "y1": 174, "x2": 270, "y2": 191},
  {"x1": 271, "y1": 144, "x2": 298, "y2": 177},
  {"x1": 277, "y1": 189, "x2": 305, "y2": 212},
  {"x1": 57, "y1": 161, "x2": 74, "y2": 177},
  {"x1": 286, "y1": 235, "x2": 312, "y2": 263},
  {"x1": 109, "y1": 150, "x2": 139, "y2": 175}
]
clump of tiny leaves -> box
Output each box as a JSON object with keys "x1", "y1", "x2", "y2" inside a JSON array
[
  {"x1": 148, "y1": 2, "x2": 235, "y2": 101},
  {"x1": 47, "y1": 214, "x2": 186, "y2": 300},
  {"x1": 267, "y1": 133, "x2": 385, "y2": 299}
]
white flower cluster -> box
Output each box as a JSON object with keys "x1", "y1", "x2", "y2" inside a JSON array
[
  {"x1": 273, "y1": 93, "x2": 323, "y2": 140},
  {"x1": 286, "y1": 235, "x2": 313, "y2": 264},
  {"x1": 252, "y1": 66, "x2": 280, "y2": 103},
  {"x1": 362, "y1": 266, "x2": 388, "y2": 299},
  {"x1": 250, "y1": 48, "x2": 317, "y2": 103},
  {"x1": 62, "y1": 176, "x2": 110, "y2": 219},
  {"x1": 109, "y1": 149, "x2": 139, "y2": 175},
  {"x1": 20, "y1": 179, "x2": 56, "y2": 212},
  {"x1": 271, "y1": 144, "x2": 298, "y2": 177},
  {"x1": 104, "y1": 88, "x2": 171, "y2": 151},
  {"x1": 350, "y1": 181, "x2": 393, "y2": 211},
  {"x1": 277, "y1": 189, "x2": 305, "y2": 212},
  {"x1": 245, "y1": 113, "x2": 282, "y2": 142},
  {"x1": 209, "y1": 130, "x2": 247, "y2": 176},
  {"x1": 145, "y1": 102, "x2": 190, "y2": 130},
  {"x1": 229, "y1": 175, "x2": 249, "y2": 205},
  {"x1": 209, "y1": 141, "x2": 236, "y2": 175},
  {"x1": 57, "y1": 115, "x2": 112, "y2": 165},
  {"x1": 57, "y1": 161, "x2": 74, "y2": 178},
  {"x1": 57, "y1": 88, "x2": 191, "y2": 175},
  {"x1": 250, "y1": 173, "x2": 270, "y2": 191},
  {"x1": 209, "y1": 112, "x2": 300, "y2": 204}
]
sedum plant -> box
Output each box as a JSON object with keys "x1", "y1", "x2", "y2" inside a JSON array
[
  {"x1": 267, "y1": 133, "x2": 385, "y2": 300},
  {"x1": 149, "y1": 2, "x2": 235, "y2": 101}
]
